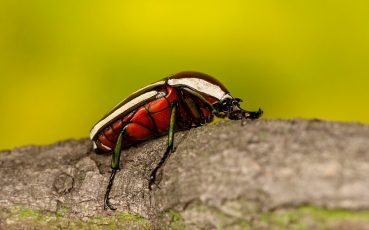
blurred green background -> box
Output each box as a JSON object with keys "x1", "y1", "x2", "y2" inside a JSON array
[{"x1": 1, "y1": 0, "x2": 368, "y2": 150}]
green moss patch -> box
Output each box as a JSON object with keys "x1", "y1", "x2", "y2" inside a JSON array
[{"x1": 1, "y1": 206, "x2": 151, "y2": 230}]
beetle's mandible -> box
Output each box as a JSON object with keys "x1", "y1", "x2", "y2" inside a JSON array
[{"x1": 90, "y1": 71, "x2": 263, "y2": 210}]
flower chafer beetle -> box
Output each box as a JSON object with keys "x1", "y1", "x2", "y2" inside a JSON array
[{"x1": 90, "y1": 71, "x2": 263, "y2": 210}]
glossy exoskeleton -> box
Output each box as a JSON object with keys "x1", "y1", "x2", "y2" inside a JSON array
[{"x1": 90, "y1": 71, "x2": 263, "y2": 210}]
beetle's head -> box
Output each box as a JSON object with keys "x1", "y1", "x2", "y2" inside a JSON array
[{"x1": 213, "y1": 97, "x2": 263, "y2": 124}]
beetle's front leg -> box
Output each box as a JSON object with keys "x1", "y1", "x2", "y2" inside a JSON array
[
  {"x1": 240, "y1": 108, "x2": 264, "y2": 125},
  {"x1": 104, "y1": 127, "x2": 126, "y2": 210},
  {"x1": 149, "y1": 100, "x2": 178, "y2": 190}
]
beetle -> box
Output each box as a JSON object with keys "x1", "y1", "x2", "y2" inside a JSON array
[{"x1": 90, "y1": 71, "x2": 263, "y2": 210}]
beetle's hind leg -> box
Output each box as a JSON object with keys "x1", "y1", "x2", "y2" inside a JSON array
[
  {"x1": 104, "y1": 127, "x2": 126, "y2": 210},
  {"x1": 149, "y1": 100, "x2": 178, "y2": 190}
]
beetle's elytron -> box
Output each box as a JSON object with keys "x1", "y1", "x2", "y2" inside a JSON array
[{"x1": 90, "y1": 71, "x2": 263, "y2": 210}]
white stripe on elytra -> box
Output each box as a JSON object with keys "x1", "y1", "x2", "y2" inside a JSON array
[
  {"x1": 168, "y1": 78, "x2": 226, "y2": 100},
  {"x1": 105, "y1": 80, "x2": 166, "y2": 115},
  {"x1": 90, "y1": 90, "x2": 159, "y2": 139},
  {"x1": 100, "y1": 142, "x2": 112, "y2": 151}
]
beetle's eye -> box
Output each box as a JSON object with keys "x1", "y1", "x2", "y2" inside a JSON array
[{"x1": 219, "y1": 98, "x2": 233, "y2": 112}]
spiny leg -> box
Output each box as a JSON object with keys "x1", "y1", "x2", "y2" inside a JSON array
[
  {"x1": 241, "y1": 108, "x2": 264, "y2": 125},
  {"x1": 149, "y1": 100, "x2": 178, "y2": 190},
  {"x1": 104, "y1": 169, "x2": 117, "y2": 210},
  {"x1": 104, "y1": 127, "x2": 125, "y2": 210}
]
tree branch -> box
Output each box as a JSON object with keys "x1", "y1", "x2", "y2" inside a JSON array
[{"x1": 1, "y1": 119, "x2": 369, "y2": 229}]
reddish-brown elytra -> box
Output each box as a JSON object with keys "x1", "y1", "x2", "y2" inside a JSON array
[{"x1": 90, "y1": 71, "x2": 263, "y2": 210}]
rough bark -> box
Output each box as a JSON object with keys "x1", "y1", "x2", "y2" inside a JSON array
[{"x1": 0, "y1": 119, "x2": 369, "y2": 229}]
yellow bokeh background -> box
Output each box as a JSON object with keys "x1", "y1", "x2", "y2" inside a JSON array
[{"x1": 1, "y1": 0, "x2": 368, "y2": 150}]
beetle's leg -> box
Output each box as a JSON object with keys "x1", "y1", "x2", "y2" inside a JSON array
[
  {"x1": 247, "y1": 108, "x2": 263, "y2": 119},
  {"x1": 104, "y1": 127, "x2": 125, "y2": 210},
  {"x1": 223, "y1": 98, "x2": 263, "y2": 125},
  {"x1": 149, "y1": 100, "x2": 178, "y2": 190},
  {"x1": 181, "y1": 88, "x2": 215, "y2": 125},
  {"x1": 240, "y1": 108, "x2": 263, "y2": 125},
  {"x1": 229, "y1": 108, "x2": 263, "y2": 125}
]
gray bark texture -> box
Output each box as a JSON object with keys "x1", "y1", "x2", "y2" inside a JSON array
[{"x1": 1, "y1": 119, "x2": 369, "y2": 230}]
